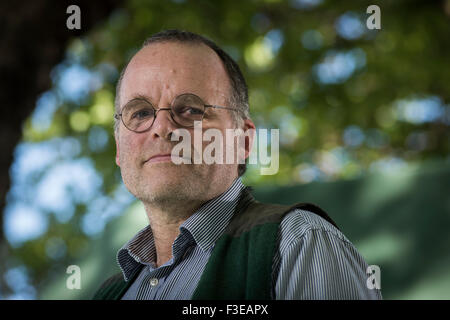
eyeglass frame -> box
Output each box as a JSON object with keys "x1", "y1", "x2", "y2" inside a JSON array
[{"x1": 114, "y1": 92, "x2": 239, "y2": 133}]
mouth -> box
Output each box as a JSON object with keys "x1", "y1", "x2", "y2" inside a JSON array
[{"x1": 145, "y1": 153, "x2": 191, "y2": 164}]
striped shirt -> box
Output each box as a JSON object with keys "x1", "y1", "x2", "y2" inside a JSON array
[{"x1": 117, "y1": 178, "x2": 382, "y2": 300}]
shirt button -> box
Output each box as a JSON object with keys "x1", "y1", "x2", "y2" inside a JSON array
[{"x1": 149, "y1": 278, "x2": 158, "y2": 287}]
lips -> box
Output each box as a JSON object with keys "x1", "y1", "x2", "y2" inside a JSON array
[
  {"x1": 145, "y1": 153, "x2": 191, "y2": 164},
  {"x1": 146, "y1": 153, "x2": 172, "y2": 163}
]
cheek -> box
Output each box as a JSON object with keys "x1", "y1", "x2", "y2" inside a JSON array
[
  {"x1": 118, "y1": 134, "x2": 143, "y2": 166},
  {"x1": 199, "y1": 124, "x2": 241, "y2": 160}
]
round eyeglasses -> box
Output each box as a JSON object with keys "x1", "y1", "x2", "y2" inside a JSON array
[{"x1": 115, "y1": 93, "x2": 238, "y2": 133}]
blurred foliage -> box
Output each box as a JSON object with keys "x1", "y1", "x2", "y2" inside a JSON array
[{"x1": 2, "y1": 0, "x2": 450, "y2": 299}]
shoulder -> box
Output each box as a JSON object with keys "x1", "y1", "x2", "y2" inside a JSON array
[
  {"x1": 278, "y1": 208, "x2": 353, "y2": 252},
  {"x1": 273, "y1": 208, "x2": 383, "y2": 299}
]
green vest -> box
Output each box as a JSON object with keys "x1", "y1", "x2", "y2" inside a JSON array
[{"x1": 92, "y1": 187, "x2": 338, "y2": 300}]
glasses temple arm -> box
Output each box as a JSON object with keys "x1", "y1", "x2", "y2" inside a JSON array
[{"x1": 205, "y1": 105, "x2": 238, "y2": 111}]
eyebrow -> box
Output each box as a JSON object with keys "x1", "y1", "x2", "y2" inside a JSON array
[
  {"x1": 121, "y1": 92, "x2": 217, "y2": 111},
  {"x1": 123, "y1": 94, "x2": 153, "y2": 106}
]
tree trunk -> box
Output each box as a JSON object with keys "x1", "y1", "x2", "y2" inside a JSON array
[{"x1": 0, "y1": 0, "x2": 123, "y2": 298}]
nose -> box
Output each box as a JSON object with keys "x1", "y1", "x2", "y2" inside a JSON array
[{"x1": 149, "y1": 107, "x2": 177, "y2": 140}]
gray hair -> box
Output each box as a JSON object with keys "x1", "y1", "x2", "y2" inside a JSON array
[{"x1": 114, "y1": 29, "x2": 251, "y2": 176}]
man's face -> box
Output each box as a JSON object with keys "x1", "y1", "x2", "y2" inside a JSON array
[{"x1": 115, "y1": 41, "x2": 246, "y2": 206}]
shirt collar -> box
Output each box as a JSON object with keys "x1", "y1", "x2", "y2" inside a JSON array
[
  {"x1": 116, "y1": 224, "x2": 155, "y2": 281},
  {"x1": 117, "y1": 177, "x2": 245, "y2": 281},
  {"x1": 179, "y1": 177, "x2": 245, "y2": 252}
]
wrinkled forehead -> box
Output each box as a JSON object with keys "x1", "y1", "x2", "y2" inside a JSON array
[{"x1": 119, "y1": 41, "x2": 232, "y2": 108}]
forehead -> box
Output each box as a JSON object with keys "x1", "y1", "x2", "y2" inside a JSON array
[{"x1": 119, "y1": 41, "x2": 231, "y2": 107}]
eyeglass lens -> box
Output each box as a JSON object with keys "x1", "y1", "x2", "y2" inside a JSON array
[{"x1": 121, "y1": 94, "x2": 206, "y2": 132}]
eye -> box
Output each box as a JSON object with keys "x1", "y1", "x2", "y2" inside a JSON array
[
  {"x1": 131, "y1": 108, "x2": 153, "y2": 120},
  {"x1": 187, "y1": 107, "x2": 204, "y2": 115},
  {"x1": 175, "y1": 105, "x2": 204, "y2": 116}
]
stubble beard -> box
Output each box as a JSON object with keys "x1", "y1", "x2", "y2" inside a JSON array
[{"x1": 120, "y1": 161, "x2": 227, "y2": 212}]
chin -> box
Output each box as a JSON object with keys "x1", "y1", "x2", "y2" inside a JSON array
[
  {"x1": 135, "y1": 167, "x2": 196, "y2": 202},
  {"x1": 144, "y1": 162, "x2": 194, "y2": 180}
]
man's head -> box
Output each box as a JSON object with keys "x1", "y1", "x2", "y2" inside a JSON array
[{"x1": 114, "y1": 30, "x2": 255, "y2": 209}]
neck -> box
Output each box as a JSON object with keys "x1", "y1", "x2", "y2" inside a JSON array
[
  {"x1": 143, "y1": 199, "x2": 203, "y2": 267},
  {"x1": 141, "y1": 176, "x2": 239, "y2": 267}
]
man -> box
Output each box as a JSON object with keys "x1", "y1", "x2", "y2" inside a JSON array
[{"x1": 93, "y1": 29, "x2": 382, "y2": 300}]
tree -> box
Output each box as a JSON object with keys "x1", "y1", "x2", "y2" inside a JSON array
[{"x1": 0, "y1": 0, "x2": 123, "y2": 298}]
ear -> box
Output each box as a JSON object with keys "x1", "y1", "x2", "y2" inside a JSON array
[
  {"x1": 241, "y1": 119, "x2": 256, "y2": 163},
  {"x1": 115, "y1": 135, "x2": 120, "y2": 167}
]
